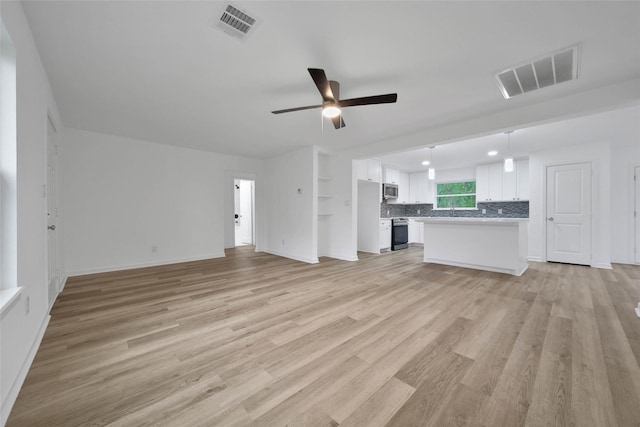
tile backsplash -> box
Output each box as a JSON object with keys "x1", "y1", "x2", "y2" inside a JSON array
[{"x1": 380, "y1": 200, "x2": 529, "y2": 218}]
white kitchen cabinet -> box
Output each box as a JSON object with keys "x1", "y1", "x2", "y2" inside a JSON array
[
  {"x1": 515, "y1": 160, "x2": 529, "y2": 200},
  {"x1": 388, "y1": 171, "x2": 410, "y2": 205},
  {"x1": 476, "y1": 163, "x2": 504, "y2": 202},
  {"x1": 479, "y1": 160, "x2": 529, "y2": 202},
  {"x1": 356, "y1": 159, "x2": 381, "y2": 183},
  {"x1": 409, "y1": 172, "x2": 433, "y2": 204},
  {"x1": 383, "y1": 167, "x2": 400, "y2": 184},
  {"x1": 398, "y1": 172, "x2": 410, "y2": 204},
  {"x1": 408, "y1": 219, "x2": 424, "y2": 244},
  {"x1": 379, "y1": 219, "x2": 391, "y2": 250}
]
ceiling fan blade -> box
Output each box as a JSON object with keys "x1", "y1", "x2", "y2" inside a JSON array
[
  {"x1": 330, "y1": 114, "x2": 345, "y2": 129},
  {"x1": 308, "y1": 68, "x2": 335, "y2": 102},
  {"x1": 271, "y1": 104, "x2": 322, "y2": 114},
  {"x1": 338, "y1": 93, "x2": 397, "y2": 108}
]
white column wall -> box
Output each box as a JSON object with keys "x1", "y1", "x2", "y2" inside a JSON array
[
  {"x1": 0, "y1": 1, "x2": 63, "y2": 423},
  {"x1": 262, "y1": 146, "x2": 317, "y2": 263}
]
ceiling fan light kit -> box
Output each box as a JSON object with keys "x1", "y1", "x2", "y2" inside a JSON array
[
  {"x1": 322, "y1": 105, "x2": 341, "y2": 118},
  {"x1": 272, "y1": 68, "x2": 397, "y2": 129}
]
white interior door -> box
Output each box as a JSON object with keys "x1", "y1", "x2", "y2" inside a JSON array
[
  {"x1": 47, "y1": 118, "x2": 59, "y2": 307},
  {"x1": 635, "y1": 166, "x2": 640, "y2": 264},
  {"x1": 239, "y1": 180, "x2": 253, "y2": 245},
  {"x1": 546, "y1": 162, "x2": 591, "y2": 265}
]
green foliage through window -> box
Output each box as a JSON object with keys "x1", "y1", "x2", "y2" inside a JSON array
[{"x1": 436, "y1": 181, "x2": 476, "y2": 208}]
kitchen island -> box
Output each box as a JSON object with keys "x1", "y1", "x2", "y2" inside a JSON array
[{"x1": 418, "y1": 217, "x2": 529, "y2": 276}]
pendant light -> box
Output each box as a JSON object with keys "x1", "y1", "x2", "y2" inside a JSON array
[
  {"x1": 504, "y1": 131, "x2": 514, "y2": 172},
  {"x1": 428, "y1": 147, "x2": 435, "y2": 180}
]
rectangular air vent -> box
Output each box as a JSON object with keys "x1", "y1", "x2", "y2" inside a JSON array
[
  {"x1": 215, "y1": 4, "x2": 259, "y2": 40},
  {"x1": 495, "y1": 44, "x2": 580, "y2": 99}
]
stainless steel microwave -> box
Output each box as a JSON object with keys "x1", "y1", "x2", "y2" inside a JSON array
[{"x1": 383, "y1": 183, "x2": 398, "y2": 199}]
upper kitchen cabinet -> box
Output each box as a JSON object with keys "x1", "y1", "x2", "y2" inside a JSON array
[
  {"x1": 476, "y1": 163, "x2": 503, "y2": 202},
  {"x1": 398, "y1": 172, "x2": 410, "y2": 204},
  {"x1": 355, "y1": 159, "x2": 381, "y2": 183},
  {"x1": 477, "y1": 160, "x2": 529, "y2": 202},
  {"x1": 386, "y1": 170, "x2": 409, "y2": 205},
  {"x1": 383, "y1": 167, "x2": 400, "y2": 184},
  {"x1": 502, "y1": 159, "x2": 529, "y2": 201},
  {"x1": 409, "y1": 172, "x2": 434, "y2": 204}
]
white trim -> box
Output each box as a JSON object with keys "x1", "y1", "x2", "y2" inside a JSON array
[
  {"x1": 1, "y1": 314, "x2": 50, "y2": 426},
  {"x1": 424, "y1": 257, "x2": 529, "y2": 276},
  {"x1": 262, "y1": 249, "x2": 319, "y2": 264},
  {"x1": 47, "y1": 275, "x2": 68, "y2": 313},
  {"x1": 591, "y1": 262, "x2": 613, "y2": 270},
  {"x1": 66, "y1": 253, "x2": 226, "y2": 277},
  {"x1": 527, "y1": 256, "x2": 544, "y2": 262},
  {"x1": 320, "y1": 254, "x2": 359, "y2": 262},
  {"x1": 0, "y1": 286, "x2": 22, "y2": 316}
]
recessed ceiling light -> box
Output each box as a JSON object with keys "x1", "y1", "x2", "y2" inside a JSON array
[
  {"x1": 421, "y1": 160, "x2": 430, "y2": 166},
  {"x1": 488, "y1": 150, "x2": 498, "y2": 156}
]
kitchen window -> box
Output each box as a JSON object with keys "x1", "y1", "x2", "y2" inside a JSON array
[{"x1": 436, "y1": 181, "x2": 476, "y2": 209}]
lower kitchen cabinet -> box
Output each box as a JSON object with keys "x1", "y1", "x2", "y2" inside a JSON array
[
  {"x1": 380, "y1": 219, "x2": 391, "y2": 250},
  {"x1": 408, "y1": 219, "x2": 424, "y2": 244}
]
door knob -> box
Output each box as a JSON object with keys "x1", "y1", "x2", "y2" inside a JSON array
[
  {"x1": 548, "y1": 217, "x2": 554, "y2": 222},
  {"x1": 48, "y1": 224, "x2": 56, "y2": 230}
]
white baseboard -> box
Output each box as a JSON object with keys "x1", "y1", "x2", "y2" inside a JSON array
[
  {"x1": 325, "y1": 254, "x2": 359, "y2": 262},
  {"x1": 47, "y1": 275, "x2": 68, "y2": 313},
  {"x1": 263, "y1": 249, "x2": 319, "y2": 264},
  {"x1": 1, "y1": 314, "x2": 50, "y2": 426},
  {"x1": 66, "y1": 253, "x2": 226, "y2": 277},
  {"x1": 527, "y1": 256, "x2": 544, "y2": 262},
  {"x1": 591, "y1": 262, "x2": 613, "y2": 270}
]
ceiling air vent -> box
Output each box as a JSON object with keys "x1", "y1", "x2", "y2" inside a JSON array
[
  {"x1": 495, "y1": 44, "x2": 580, "y2": 99},
  {"x1": 215, "y1": 4, "x2": 259, "y2": 40}
]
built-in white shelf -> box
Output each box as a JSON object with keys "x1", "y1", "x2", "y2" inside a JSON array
[
  {"x1": 318, "y1": 194, "x2": 334, "y2": 198},
  {"x1": 318, "y1": 175, "x2": 331, "y2": 181},
  {"x1": 318, "y1": 213, "x2": 334, "y2": 216}
]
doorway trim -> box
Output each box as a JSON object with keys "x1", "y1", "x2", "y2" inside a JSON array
[
  {"x1": 224, "y1": 171, "x2": 258, "y2": 251},
  {"x1": 544, "y1": 161, "x2": 592, "y2": 266},
  {"x1": 634, "y1": 165, "x2": 640, "y2": 264}
]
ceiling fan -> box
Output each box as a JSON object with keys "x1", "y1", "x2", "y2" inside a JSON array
[{"x1": 271, "y1": 68, "x2": 398, "y2": 129}]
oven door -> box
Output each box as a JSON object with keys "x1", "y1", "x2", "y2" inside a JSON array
[{"x1": 391, "y1": 222, "x2": 409, "y2": 250}]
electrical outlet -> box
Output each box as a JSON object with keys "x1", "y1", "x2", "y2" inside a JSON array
[
  {"x1": 417, "y1": 209, "x2": 421, "y2": 214},
  {"x1": 25, "y1": 296, "x2": 30, "y2": 315},
  {"x1": 482, "y1": 209, "x2": 486, "y2": 214},
  {"x1": 498, "y1": 208, "x2": 503, "y2": 215},
  {"x1": 151, "y1": 246, "x2": 157, "y2": 253},
  {"x1": 387, "y1": 209, "x2": 390, "y2": 215},
  {"x1": 282, "y1": 239, "x2": 285, "y2": 246}
]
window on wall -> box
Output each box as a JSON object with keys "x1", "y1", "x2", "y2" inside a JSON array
[
  {"x1": 436, "y1": 181, "x2": 476, "y2": 209},
  {"x1": 1, "y1": 19, "x2": 18, "y2": 300}
]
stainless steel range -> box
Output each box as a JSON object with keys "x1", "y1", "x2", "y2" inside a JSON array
[{"x1": 391, "y1": 218, "x2": 409, "y2": 250}]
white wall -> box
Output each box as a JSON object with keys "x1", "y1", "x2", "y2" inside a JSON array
[
  {"x1": 321, "y1": 154, "x2": 357, "y2": 261},
  {"x1": 433, "y1": 166, "x2": 475, "y2": 183},
  {"x1": 0, "y1": 1, "x2": 63, "y2": 423},
  {"x1": 610, "y1": 144, "x2": 640, "y2": 264},
  {"x1": 262, "y1": 146, "x2": 317, "y2": 263},
  {"x1": 61, "y1": 127, "x2": 263, "y2": 275},
  {"x1": 528, "y1": 141, "x2": 611, "y2": 268}
]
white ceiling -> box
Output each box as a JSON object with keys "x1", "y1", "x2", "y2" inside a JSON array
[
  {"x1": 21, "y1": 1, "x2": 640, "y2": 160},
  {"x1": 376, "y1": 104, "x2": 640, "y2": 172}
]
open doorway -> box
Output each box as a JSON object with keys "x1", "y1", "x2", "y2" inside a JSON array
[{"x1": 234, "y1": 179, "x2": 254, "y2": 246}]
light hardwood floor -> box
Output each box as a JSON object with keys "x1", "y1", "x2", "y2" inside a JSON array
[{"x1": 7, "y1": 246, "x2": 640, "y2": 426}]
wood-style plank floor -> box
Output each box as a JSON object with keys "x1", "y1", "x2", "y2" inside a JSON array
[{"x1": 7, "y1": 246, "x2": 640, "y2": 426}]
